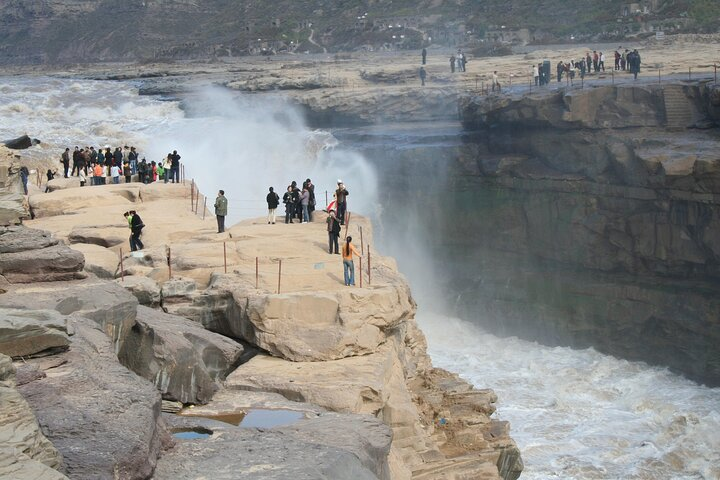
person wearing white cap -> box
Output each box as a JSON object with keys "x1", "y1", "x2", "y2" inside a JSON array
[{"x1": 335, "y1": 179, "x2": 349, "y2": 225}]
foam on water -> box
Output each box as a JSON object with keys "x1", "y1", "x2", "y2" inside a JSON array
[{"x1": 417, "y1": 311, "x2": 720, "y2": 479}]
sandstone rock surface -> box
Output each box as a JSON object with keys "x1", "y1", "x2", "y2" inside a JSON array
[
  {"x1": 155, "y1": 409, "x2": 391, "y2": 480},
  {"x1": 17, "y1": 318, "x2": 167, "y2": 479},
  {"x1": 116, "y1": 275, "x2": 161, "y2": 305},
  {"x1": 68, "y1": 225, "x2": 127, "y2": 247},
  {"x1": 0, "y1": 308, "x2": 70, "y2": 358},
  {"x1": 0, "y1": 354, "x2": 64, "y2": 478},
  {"x1": 68, "y1": 243, "x2": 119, "y2": 278},
  {"x1": 119, "y1": 306, "x2": 249, "y2": 404},
  {"x1": 0, "y1": 279, "x2": 139, "y2": 351},
  {"x1": 0, "y1": 226, "x2": 85, "y2": 283}
]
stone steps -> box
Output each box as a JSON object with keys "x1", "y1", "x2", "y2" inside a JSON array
[{"x1": 663, "y1": 85, "x2": 694, "y2": 128}]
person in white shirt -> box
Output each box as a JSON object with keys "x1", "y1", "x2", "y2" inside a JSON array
[
  {"x1": 532, "y1": 64, "x2": 539, "y2": 86},
  {"x1": 599, "y1": 52, "x2": 605, "y2": 72},
  {"x1": 111, "y1": 164, "x2": 121, "y2": 184}
]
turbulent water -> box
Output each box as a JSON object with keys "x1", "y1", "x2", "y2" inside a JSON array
[{"x1": 3, "y1": 76, "x2": 719, "y2": 479}]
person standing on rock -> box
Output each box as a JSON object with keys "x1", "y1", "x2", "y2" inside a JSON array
[
  {"x1": 450, "y1": 55, "x2": 456, "y2": 73},
  {"x1": 421, "y1": 47, "x2": 427, "y2": 65},
  {"x1": 266, "y1": 186, "x2": 279, "y2": 224},
  {"x1": 326, "y1": 209, "x2": 341, "y2": 254},
  {"x1": 303, "y1": 178, "x2": 316, "y2": 221},
  {"x1": 533, "y1": 64, "x2": 539, "y2": 86},
  {"x1": 60, "y1": 148, "x2": 70, "y2": 178},
  {"x1": 214, "y1": 190, "x2": 228, "y2": 233},
  {"x1": 283, "y1": 186, "x2": 295, "y2": 224},
  {"x1": 71, "y1": 146, "x2": 80, "y2": 176},
  {"x1": 335, "y1": 180, "x2": 349, "y2": 225},
  {"x1": 171, "y1": 150, "x2": 181, "y2": 183},
  {"x1": 342, "y1": 235, "x2": 362, "y2": 286},
  {"x1": 419, "y1": 67, "x2": 427, "y2": 86},
  {"x1": 492, "y1": 71, "x2": 501, "y2": 92},
  {"x1": 128, "y1": 146, "x2": 138, "y2": 175},
  {"x1": 629, "y1": 49, "x2": 641, "y2": 80},
  {"x1": 111, "y1": 163, "x2": 121, "y2": 184},
  {"x1": 300, "y1": 187, "x2": 310, "y2": 223}
]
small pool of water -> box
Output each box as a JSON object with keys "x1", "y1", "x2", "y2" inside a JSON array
[
  {"x1": 240, "y1": 409, "x2": 304, "y2": 428},
  {"x1": 172, "y1": 427, "x2": 212, "y2": 440},
  {"x1": 184, "y1": 409, "x2": 305, "y2": 429}
]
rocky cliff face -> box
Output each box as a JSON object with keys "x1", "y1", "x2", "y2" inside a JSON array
[{"x1": 433, "y1": 81, "x2": 720, "y2": 386}]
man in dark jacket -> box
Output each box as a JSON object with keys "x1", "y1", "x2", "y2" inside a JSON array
[
  {"x1": 171, "y1": 150, "x2": 181, "y2": 183},
  {"x1": 266, "y1": 186, "x2": 279, "y2": 224},
  {"x1": 61, "y1": 148, "x2": 70, "y2": 178},
  {"x1": 125, "y1": 210, "x2": 145, "y2": 251},
  {"x1": 335, "y1": 180, "x2": 349, "y2": 225},
  {"x1": 71, "y1": 147, "x2": 80, "y2": 176},
  {"x1": 302, "y1": 178, "x2": 316, "y2": 221}
]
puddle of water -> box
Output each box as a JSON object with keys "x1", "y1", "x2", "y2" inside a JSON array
[
  {"x1": 240, "y1": 409, "x2": 304, "y2": 428},
  {"x1": 172, "y1": 427, "x2": 212, "y2": 440},
  {"x1": 183, "y1": 409, "x2": 304, "y2": 429}
]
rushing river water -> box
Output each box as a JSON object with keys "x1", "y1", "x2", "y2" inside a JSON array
[{"x1": 2, "y1": 76, "x2": 719, "y2": 479}]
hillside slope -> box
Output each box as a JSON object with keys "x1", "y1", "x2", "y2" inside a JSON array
[{"x1": 0, "y1": 0, "x2": 716, "y2": 64}]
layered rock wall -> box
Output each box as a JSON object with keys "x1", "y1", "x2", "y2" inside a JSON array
[{"x1": 445, "y1": 81, "x2": 720, "y2": 385}]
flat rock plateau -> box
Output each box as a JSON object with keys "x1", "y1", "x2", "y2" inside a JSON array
[{"x1": 0, "y1": 149, "x2": 522, "y2": 479}]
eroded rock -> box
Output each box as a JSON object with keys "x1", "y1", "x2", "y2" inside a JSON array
[
  {"x1": 0, "y1": 308, "x2": 70, "y2": 358},
  {"x1": 17, "y1": 318, "x2": 168, "y2": 479},
  {"x1": 119, "y1": 306, "x2": 249, "y2": 404}
]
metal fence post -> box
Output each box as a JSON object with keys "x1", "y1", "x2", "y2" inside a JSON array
[
  {"x1": 277, "y1": 260, "x2": 282, "y2": 294},
  {"x1": 223, "y1": 242, "x2": 227, "y2": 274},
  {"x1": 119, "y1": 248, "x2": 124, "y2": 281},
  {"x1": 255, "y1": 257, "x2": 259, "y2": 289}
]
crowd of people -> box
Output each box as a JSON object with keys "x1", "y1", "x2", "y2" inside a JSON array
[
  {"x1": 210, "y1": 178, "x2": 359, "y2": 285},
  {"x1": 57, "y1": 145, "x2": 182, "y2": 186},
  {"x1": 550, "y1": 47, "x2": 643, "y2": 84},
  {"x1": 416, "y1": 46, "x2": 643, "y2": 88}
]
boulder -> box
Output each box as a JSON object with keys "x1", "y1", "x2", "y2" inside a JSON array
[
  {"x1": 68, "y1": 243, "x2": 119, "y2": 279},
  {"x1": 2, "y1": 135, "x2": 35, "y2": 150},
  {"x1": 68, "y1": 225, "x2": 127, "y2": 248},
  {"x1": 161, "y1": 276, "x2": 197, "y2": 301},
  {"x1": 0, "y1": 243, "x2": 85, "y2": 284},
  {"x1": 0, "y1": 226, "x2": 58, "y2": 253},
  {"x1": 0, "y1": 279, "x2": 138, "y2": 352},
  {"x1": 118, "y1": 306, "x2": 249, "y2": 404},
  {"x1": 116, "y1": 275, "x2": 161, "y2": 305},
  {"x1": 0, "y1": 354, "x2": 64, "y2": 476},
  {"x1": 225, "y1": 345, "x2": 400, "y2": 415},
  {"x1": 17, "y1": 318, "x2": 168, "y2": 479},
  {"x1": 0, "y1": 192, "x2": 28, "y2": 226},
  {"x1": 44, "y1": 177, "x2": 84, "y2": 192},
  {"x1": 192, "y1": 273, "x2": 415, "y2": 361},
  {"x1": 0, "y1": 308, "x2": 70, "y2": 358},
  {"x1": 155, "y1": 409, "x2": 391, "y2": 480}
]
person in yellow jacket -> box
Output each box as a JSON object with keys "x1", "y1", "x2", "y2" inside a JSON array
[{"x1": 341, "y1": 235, "x2": 362, "y2": 286}]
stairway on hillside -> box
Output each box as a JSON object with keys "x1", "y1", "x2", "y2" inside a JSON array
[{"x1": 663, "y1": 85, "x2": 694, "y2": 129}]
